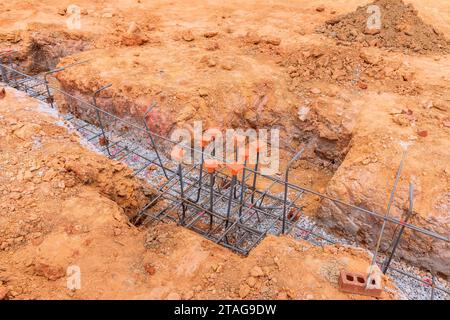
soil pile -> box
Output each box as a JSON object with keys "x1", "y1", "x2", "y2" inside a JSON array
[
  {"x1": 283, "y1": 45, "x2": 419, "y2": 95},
  {"x1": 322, "y1": 0, "x2": 449, "y2": 54}
]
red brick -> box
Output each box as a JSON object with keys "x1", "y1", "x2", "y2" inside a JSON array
[{"x1": 338, "y1": 270, "x2": 382, "y2": 298}]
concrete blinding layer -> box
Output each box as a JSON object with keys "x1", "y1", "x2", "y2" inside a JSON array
[{"x1": 1, "y1": 55, "x2": 449, "y2": 300}]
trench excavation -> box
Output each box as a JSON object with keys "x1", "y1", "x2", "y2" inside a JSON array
[{"x1": 1, "y1": 50, "x2": 449, "y2": 300}]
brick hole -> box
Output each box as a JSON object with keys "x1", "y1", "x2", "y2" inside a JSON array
[
  {"x1": 357, "y1": 277, "x2": 365, "y2": 284},
  {"x1": 346, "y1": 275, "x2": 354, "y2": 282},
  {"x1": 371, "y1": 279, "x2": 376, "y2": 285}
]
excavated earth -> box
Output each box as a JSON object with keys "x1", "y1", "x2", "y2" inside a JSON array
[
  {"x1": 0, "y1": 0, "x2": 449, "y2": 297},
  {"x1": 321, "y1": 0, "x2": 450, "y2": 54},
  {"x1": 0, "y1": 87, "x2": 399, "y2": 300}
]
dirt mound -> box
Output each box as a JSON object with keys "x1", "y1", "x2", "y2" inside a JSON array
[
  {"x1": 283, "y1": 44, "x2": 421, "y2": 98},
  {"x1": 322, "y1": 0, "x2": 449, "y2": 54},
  {"x1": 0, "y1": 87, "x2": 153, "y2": 255}
]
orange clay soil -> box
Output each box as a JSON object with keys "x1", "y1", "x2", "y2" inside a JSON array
[
  {"x1": 0, "y1": 86, "x2": 399, "y2": 300},
  {"x1": 0, "y1": 0, "x2": 449, "y2": 280}
]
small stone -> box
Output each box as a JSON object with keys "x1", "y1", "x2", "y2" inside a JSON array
[
  {"x1": 360, "y1": 52, "x2": 381, "y2": 65},
  {"x1": 315, "y1": 6, "x2": 325, "y2": 12},
  {"x1": 263, "y1": 36, "x2": 281, "y2": 46},
  {"x1": 392, "y1": 114, "x2": 410, "y2": 127},
  {"x1": 246, "y1": 276, "x2": 257, "y2": 287},
  {"x1": 245, "y1": 31, "x2": 262, "y2": 44},
  {"x1": 200, "y1": 56, "x2": 217, "y2": 68},
  {"x1": 31, "y1": 237, "x2": 44, "y2": 246},
  {"x1": 182, "y1": 30, "x2": 195, "y2": 42},
  {"x1": 298, "y1": 106, "x2": 310, "y2": 121},
  {"x1": 421, "y1": 100, "x2": 433, "y2": 109},
  {"x1": 250, "y1": 266, "x2": 264, "y2": 277},
  {"x1": 402, "y1": 108, "x2": 413, "y2": 116},
  {"x1": 221, "y1": 61, "x2": 234, "y2": 71},
  {"x1": 310, "y1": 87, "x2": 321, "y2": 94},
  {"x1": 23, "y1": 171, "x2": 33, "y2": 181},
  {"x1": 25, "y1": 258, "x2": 34, "y2": 267},
  {"x1": 102, "y1": 12, "x2": 113, "y2": 18},
  {"x1": 239, "y1": 284, "x2": 251, "y2": 298},
  {"x1": 57, "y1": 8, "x2": 66, "y2": 16},
  {"x1": 127, "y1": 22, "x2": 140, "y2": 34},
  {"x1": 205, "y1": 41, "x2": 219, "y2": 51},
  {"x1": 417, "y1": 130, "x2": 428, "y2": 138},
  {"x1": 33, "y1": 263, "x2": 65, "y2": 281},
  {"x1": 144, "y1": 263, "x2": 156, "y2": 275},
  {"x1": 357, "y1": 81, "x2": 368, "y2": 90},
  {"x1": 203, "y1": 31, "x2": 218, "y2": 38}
]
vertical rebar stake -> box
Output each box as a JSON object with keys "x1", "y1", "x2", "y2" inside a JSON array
[
  {"x1": 178, "y1": 163, "x2": 187, "y2": 225},
  {"x1": 93, "y1": 84, "x2": 113, "y2": 157},
  {"x1": 209, "y1": 172, "x2": 215, "y2": 229},
  {"x1": 143, "y1": 103, "x2": 169, "y2": 179},
  {"x1": 171, "y1": 146, "x2": 187, "y2": 225},
  {"x1": 367, "y1": 149, "x2": 407, "y2": 289},
  {"x1": 193, "y1": 144, "x2": 205, "y2": 203},
  {"x1": 382, "y1": 182, "x2": 414, "y2": 274},
  {"x1": 204, "y1": 159, "x2": 219, "y2": 231},
  {"x1": 250, "y1": 150, "x2": 260, "y2": 204},
  {"x1": 43, "y1": 70, "x2": 63, "y2": 109},
  {"x1": 238, "y1": 156, "x2": 248, "y2": 222},
  {"x1": 226, "y1": 175, "x2": 237, "y2": 230},
  {"x1": 282, "y1": 148, "x2": 304, "y2": 234}
]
